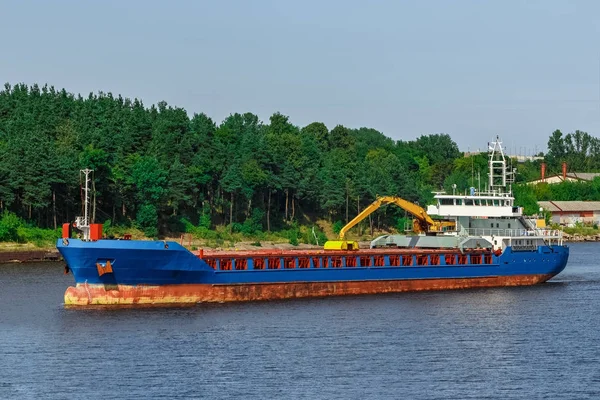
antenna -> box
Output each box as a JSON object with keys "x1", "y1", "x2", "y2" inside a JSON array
[{"x1": 471, "y1": 150, "x2": 474, "y2": 188}]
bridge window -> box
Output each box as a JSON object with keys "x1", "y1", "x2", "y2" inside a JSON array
[
  {"x1": 456, "y1": 199, "x2": 463, "y2": 205},
  {"x1": 474, "y1": 199, "x2": 480, "y2": 206},
  {"x1": 465, "y1": 199, "x2": 474, "y2": 206},
  {"x1": 440, "y1": 198, "x2": 454, "y2": 205}
]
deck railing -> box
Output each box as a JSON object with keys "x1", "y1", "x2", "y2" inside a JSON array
[
  {"x1": 464, "y1": 228, "x2": 562, "y2": 238},
  {"x1": 202, "y1": 250, "x2": 496, "y2": 271}
]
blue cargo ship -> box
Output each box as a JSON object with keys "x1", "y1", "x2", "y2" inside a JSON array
[{"x1": 57, "y1": 138, "x2": 569, "y2": 305}]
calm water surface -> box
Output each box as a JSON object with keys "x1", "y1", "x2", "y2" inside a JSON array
[{"x1": 1, "y1": 242, "x2": 600, "y2": 399}]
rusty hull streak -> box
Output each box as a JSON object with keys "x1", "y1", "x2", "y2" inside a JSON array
[{"x1": 64, "y1": 274, "x2": 555, "y2": 306}]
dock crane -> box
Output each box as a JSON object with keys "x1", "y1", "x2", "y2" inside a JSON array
[{"x1": 324, "y1": 196, "x2": 456, "y2": 250}]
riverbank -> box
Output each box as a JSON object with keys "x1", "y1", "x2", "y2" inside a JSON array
[
  {"x1": 0, "y1": 240, "x2": 327, "y2": 264},
  {"x1": 562, "y1": 232, "x2": 600, "y2": 242},
  {"x1": 0, "y1": 248, "x2": 60, "y2": 263}
]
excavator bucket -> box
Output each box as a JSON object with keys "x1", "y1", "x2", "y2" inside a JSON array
[{"x1": 323, "y1": 241, "x2": 360, "y2": 251}]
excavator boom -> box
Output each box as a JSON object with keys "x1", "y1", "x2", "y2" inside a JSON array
[
  {"x1": 339, "y1": 196, "x2": 436, "y2": 240},
  {"x1": 324, "y1": 196, "x2": 455, "y2": 250}
]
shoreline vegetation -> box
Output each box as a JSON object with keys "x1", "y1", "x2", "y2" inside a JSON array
[
  {"x1": 3, "y1": 83, "x2": 600, "y2": 255},
  {"x1": 0, "y1": 216, "x2": 382, "y2": 263}
]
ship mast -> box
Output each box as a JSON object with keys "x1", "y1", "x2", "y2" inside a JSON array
[
  {"x1": 487, "y1": 136, "x2": 515, "y2": 195},
  {"x1": 75, "y1": 168, "x2": 93, "y2": 241}
]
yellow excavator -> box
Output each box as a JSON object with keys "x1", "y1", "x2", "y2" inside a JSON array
[{"x1": 324, "y1": 196, "x2": 456, "y2": 250}]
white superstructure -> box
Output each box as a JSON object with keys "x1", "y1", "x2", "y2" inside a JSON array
[
  {"x1": 427, "y1": 137, "x2": 519, "y2": 219},
  {"x1": 372, "y1": 137, "x2": 563, "y2": 251}
]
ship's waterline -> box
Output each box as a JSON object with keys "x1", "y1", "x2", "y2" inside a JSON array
[{"x1": 64, "y1": 274, "x2": 556, "y2": 306}]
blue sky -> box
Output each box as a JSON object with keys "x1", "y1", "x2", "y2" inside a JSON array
[{"x1": 1, "y1": 0, "x2": 599, "y2": 153}]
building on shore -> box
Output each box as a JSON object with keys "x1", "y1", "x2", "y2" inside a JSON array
[
  {"x1": 538, "y1": 201, "x2": 600, "y2": 226},
  {"x1": 528, "y1": 162, "x2": 600, "y2": 185}
]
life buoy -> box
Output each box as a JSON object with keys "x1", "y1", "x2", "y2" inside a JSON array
[{"x1": 494, "y1": 248, "x2": 502, "y2": 257}]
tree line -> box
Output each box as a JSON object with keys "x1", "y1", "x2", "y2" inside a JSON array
[
  {"x1": 1, "y1": 83, "x2": 598, "y2": 238},
  {"x1": 0, "y1": 83, "x2": 463, "y2": 237}
]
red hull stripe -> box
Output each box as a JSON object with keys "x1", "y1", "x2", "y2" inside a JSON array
[{"x1": 64, "y1": 274, "x2": 555, "y2": 306}]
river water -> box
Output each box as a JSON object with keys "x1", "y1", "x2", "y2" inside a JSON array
[{"x1": 0, "y1": 242, "x2": 599, "y2": 399}]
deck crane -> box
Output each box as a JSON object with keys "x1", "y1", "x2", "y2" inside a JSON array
[{"x1": 324, "y1": 196, "x2": 456, "y2": 250}]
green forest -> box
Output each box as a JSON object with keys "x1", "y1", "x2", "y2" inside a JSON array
[{"x1": 1, "y1": 83, "x2": 599, "y2": 245}]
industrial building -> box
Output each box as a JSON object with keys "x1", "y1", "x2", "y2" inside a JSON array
[{"x1": 538, "y1": 201, "x2": 600, "y2": 226}]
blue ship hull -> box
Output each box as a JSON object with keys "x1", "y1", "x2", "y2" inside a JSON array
[{"x1": 57, "y1": 239, "x2": 569, "y2": 305}]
